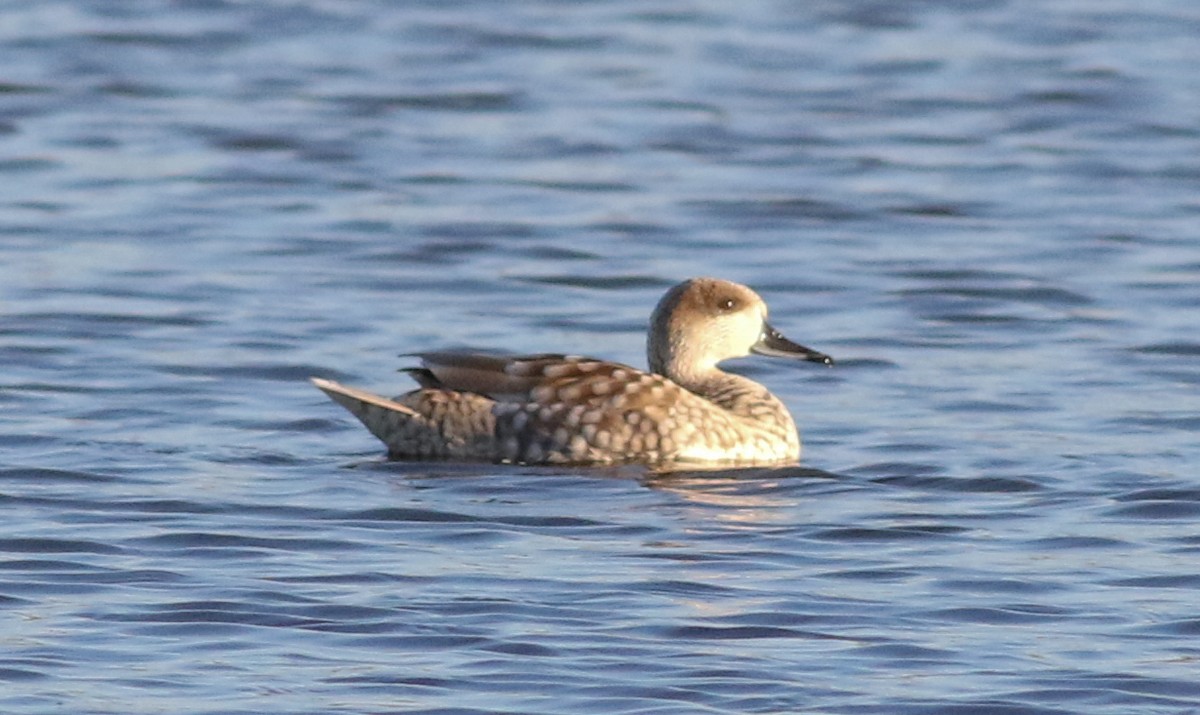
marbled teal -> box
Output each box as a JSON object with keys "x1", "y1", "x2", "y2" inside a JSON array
[{"x1": 312, "y1": 277, "x2": 832, "y2": 467}]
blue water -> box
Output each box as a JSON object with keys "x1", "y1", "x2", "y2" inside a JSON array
[{"x1": 3, "y1": 1, "x2": 1200, "y2": 713}]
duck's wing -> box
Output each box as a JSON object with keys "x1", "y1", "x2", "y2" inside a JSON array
[{"x1": 412, "y1": 351, "x2": 650, "y2": 404}]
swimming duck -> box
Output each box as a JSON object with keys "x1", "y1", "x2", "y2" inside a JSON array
[{"x1": 312, "y1": 277, "x2": 832, "y2": 467}]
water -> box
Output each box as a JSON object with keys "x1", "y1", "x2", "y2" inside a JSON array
[{"x1": 3, "y1": 0, "x2": 1200, "y2": 713}]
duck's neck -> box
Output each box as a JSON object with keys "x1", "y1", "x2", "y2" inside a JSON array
[
  {"x1": 658, "y1": 353, "x2": 782, "y2": 413},
  {"x1": 648, "y1": 338, "x2": 713, "y2": 389},
  {"x1": 690, "y1": 369, "x2": 774, "y2": 411}
]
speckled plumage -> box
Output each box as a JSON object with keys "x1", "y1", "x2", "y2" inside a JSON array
[{"x1": 313, "y1": 277, "x2": 832, "y2": 467}]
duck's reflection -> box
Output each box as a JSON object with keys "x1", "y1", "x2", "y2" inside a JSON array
[{"x1": 640, "y1": 464, "x2": 844, "y2": 513}]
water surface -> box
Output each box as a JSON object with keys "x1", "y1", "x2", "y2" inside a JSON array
[{"x1": 2, "y1": 1, "x2": 1200, "y2": 713}]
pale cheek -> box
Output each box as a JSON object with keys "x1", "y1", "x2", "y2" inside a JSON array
[{"x1": 739, "y1": 314, "x2": 764, "y2": 350}]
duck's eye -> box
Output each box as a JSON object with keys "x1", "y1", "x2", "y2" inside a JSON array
[{"x1": 718, "y1": 298, "x2": 738, "y2": 312}]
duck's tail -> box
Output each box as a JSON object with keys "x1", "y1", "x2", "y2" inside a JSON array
[{"x1": 310, "y1": 377, "x2": 497, "y2": 460}]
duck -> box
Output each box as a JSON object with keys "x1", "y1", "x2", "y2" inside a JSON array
[{"x1": 312, "y1": 277, "x2": 832, "y2": 467}]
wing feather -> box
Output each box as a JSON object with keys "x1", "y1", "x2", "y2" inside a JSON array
[{"x1": 413, "y1": 351, "x2": 641, "y2": 403}]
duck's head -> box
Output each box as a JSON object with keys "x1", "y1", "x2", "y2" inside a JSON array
[{"x1": 648, "y1": 277, "x2": 832, "y2": 383}]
